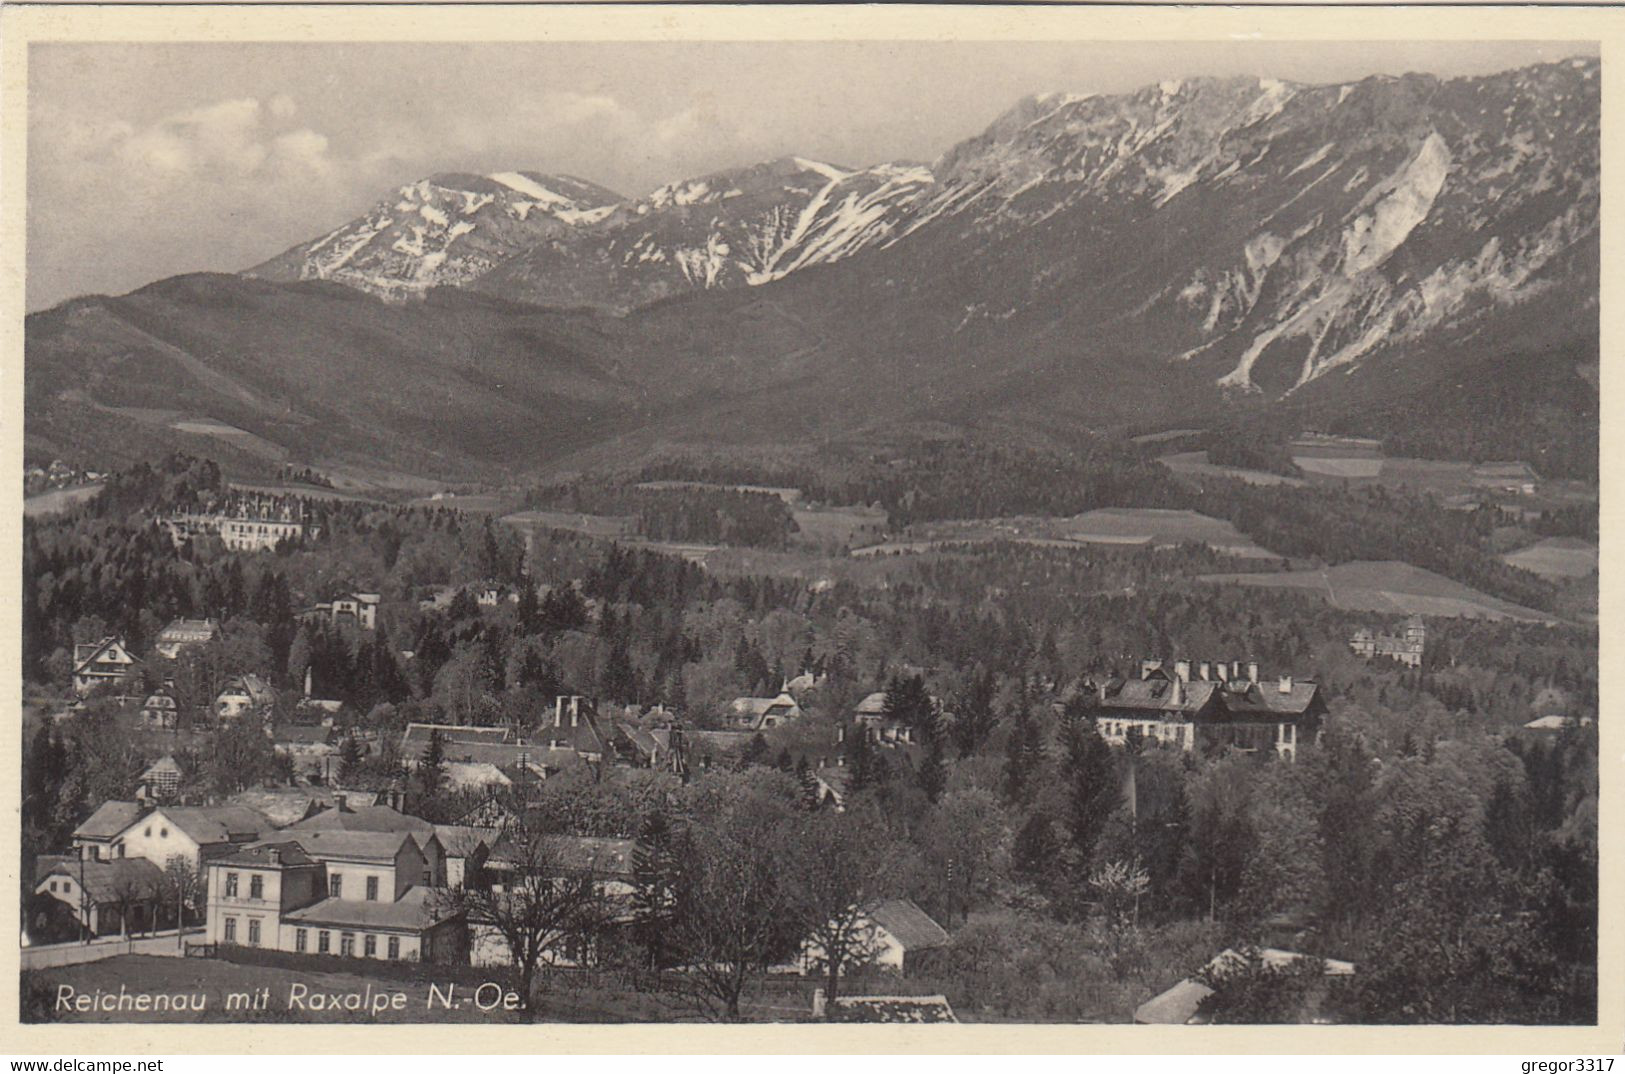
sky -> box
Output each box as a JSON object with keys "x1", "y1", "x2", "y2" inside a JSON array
[{"x1": 26, "y1": 39, "x2": 1596, "y2": 310}]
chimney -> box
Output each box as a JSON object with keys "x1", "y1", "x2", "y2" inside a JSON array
[
  {"x1": 1174, "y1": 660, "x2": 1191, "y2": 683},
  {"x1": 1215, "y1": 662, "x2": 1229, "y2": 683},
  {"x1": 554, "y1": 697, "x2": 563, "y2": 728},
  {"x1": 1247, "y1": 661, "x2": 1259, "y2": 684},
  {"x1": 304, "y1": 666, "x2": 313, "y2": 698},
  {"x1": 1198, "y1": 661, "x2": 1211, "y2": 681},
  {"x1": 1097, "y1": 679, "x2": 1107, "y2": 704},
  {"x1": 334, "y1": 792, "x2": 348, "y2": 812},
  {"x1": 268, "y1": 847, "x2": 280, "y2": 865},
  {"x1": 836, "y1": 725, "x2": 846, "y2": 744},
  {"x1": 1278, "y1": 675, "x2": 1293, "y2": 694},
  {"x1": 1172, "y1": 678, "x2": 1185, "y2": 706}
]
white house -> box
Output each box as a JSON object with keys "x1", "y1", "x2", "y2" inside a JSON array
[
  {"x1": 799, "y1": 898, "x2": 950, "y2": 977},
  {"x1": 72, "y1": 636, "x2": 140, "y2": 696}
]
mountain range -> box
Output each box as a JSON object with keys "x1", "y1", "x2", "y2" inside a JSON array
[{"x1": 28, "y1": 57, "x2": 1600, "y2": 486}]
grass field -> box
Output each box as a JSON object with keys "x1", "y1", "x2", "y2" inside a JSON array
[
  {"x1": 1502, "y1": 537, "x2": 1598, "y2": 579},
  {"x1": 1157, "y1": 451, "x2": 1306, "y2": 487},
  {"x1": 503, "y1": 509, "x2": 636, "y2": 539},
  {"x1": 852, "y1": 508, "x2": 1278, "y2": 560},
  {"x1": 24, "y1": 483, "x2": 103, "y2": 518},
  {"x1": 1062, "y1": 508, "x2": 1276, "y2": 557},
  {"x1": 792, "y1": 503, "x2": 888, "y2": 550},
  {"x1": 1199, "y1": 560, "x2": 1556, "y2": 622}
]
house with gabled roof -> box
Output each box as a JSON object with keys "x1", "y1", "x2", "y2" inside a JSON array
[
  {"x1": 729, "y1": 691, "x2": 803, "y2": 730},
  {"x1": 72, "y1": 801, "x2": 146, "y2": 861},
  {"x1": 288, "y1": 798, "x2": 443, "y2": 884},
  {"x1": 203, "y1": 835, "x2": 464, "y2": 963},
  {"x1": 72, "y1": 636, "x2": 140, "y2": 696},
  {"x1": 113, "y1": 803, "x2": 277, "y2": 872},
  {"x1": 215, "y1": 674, "x2": 277, "y2": 722},
  {"x1": 35, "y1": 857, "x2": 164, "y2": 938},
  {"x1": 140, "y1": 688, "x2": 181, "y2": 730},
  {"x1": 799, "y1": 898, "x2": 950, "y2": 978},
  {"x1": 136, "y1": 755, "x2": 185, "y2": 801}
]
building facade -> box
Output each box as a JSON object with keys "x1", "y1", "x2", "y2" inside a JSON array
[{"x1": 1349, "y1": 616, "x2": 1426, "y2": 668}]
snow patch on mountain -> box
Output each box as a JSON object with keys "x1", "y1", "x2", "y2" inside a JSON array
[{"x1": 1342, "y1": 132, "x2": 1451, "y2": 274}]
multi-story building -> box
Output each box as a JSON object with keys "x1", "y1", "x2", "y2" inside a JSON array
[
  {"x1": 71, "y1": 636, "x2": 140, "y2": 697},
  {"x1": 1089, "y1": 658, "x2": 1325, "y2": 761},
  {"x1": 153, "y1": 618, "x2": 219, "y2": 659},
  {"x1": 203, "y1": 829, "x2": 463, "y2": 963},
  {"x1": 1349, "y1": 616, "x2": 1426, "y2": 668},
  {"x1": 304, "y1": 592, "x2": 380, "y2": 631}
]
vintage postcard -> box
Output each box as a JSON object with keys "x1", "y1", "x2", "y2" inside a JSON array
[{"x1": 1, "y1": 2, "x2": 1619, "y2": 1054}]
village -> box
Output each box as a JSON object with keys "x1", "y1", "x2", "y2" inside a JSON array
[{"x1": 19, "y1": 453, "x2": 1599, "y2": 1024}]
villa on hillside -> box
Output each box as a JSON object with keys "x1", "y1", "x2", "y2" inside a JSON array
[
  {"x1": 72, "y1": 636, "x2": 140, "y2": 697},
  {"x1": 1349, "y1": 616, "x2": 1426, "y2": 668},
  {"x1": 1087, "y1": 658, "x2": 1325, "y2": 761}
]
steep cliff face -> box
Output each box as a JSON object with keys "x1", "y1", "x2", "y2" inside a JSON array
[{"x1": 33, "y1": 59, "x2": 1598, "y2": 479}]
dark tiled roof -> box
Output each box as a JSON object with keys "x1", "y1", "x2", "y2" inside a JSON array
[
  {"x1": 1101, "y1": 678, "x2": 1218, "y2": 716},
  {"x1": 487, "y1": 834, "x2": 635, "y2": 878},
  {"x1": 289, "y1": 804, "x2": 434, "y2": 835},
  {"x1": 282, "y1": 886, "x2": 458, "y2": 931},
  {"x1": 156, "y1": 805, "x2": 276, "y2": 845},
  {"x1": 1215, "y1": 680, "x2": 1321, "y2": 717},
  {"x1": 868, "y1": 898, "x2": 950, "y2": 951},
  {"x1": 213, "y1": 840, "x2": 318, "y2": 869},
  {"x1": 74, "y1": 801, "x2": 145, "y2": 841},
  {"x1": 272, "y1": 828, "x2": 421, "y2": 864},
  {"x1": 38, "y1": 857, "x2": 164, "y2": 904}
]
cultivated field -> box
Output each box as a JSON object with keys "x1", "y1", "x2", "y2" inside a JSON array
[
  {"x1": 1502, "y1": 537, "x2": 1598, "y2": 579},
  {"x1": 1158, "y1": 451, "x2": 1305, "y2": 487},
  {"x1": 854, "y1": 508, "x2": 1278, "y2": 559},
  {"x1": 1199, "y1": 560, "x2": 1556, "y2": 622}
]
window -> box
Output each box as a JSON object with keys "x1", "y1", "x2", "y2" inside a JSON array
[
  {"x1": 224, "y1": 917, "x2": 236, "y2": 943},
  {"x1": 160, "y1": 827, "x2": 168, "y2": 838},
  {"x1": 317, "y1": 930, "x2": 330, "y2": 953},
  {"x1": 48, "y1": 880, "x2": 56, "y2": 893},
  {"x1": 340, "y1": 932, "x2": 355, "y2": 957},
  {"x1": 364, "y1": 935, "x2": 377, "y2": 958},
  {"x1": 247, "y1": 919, "x2": 261, "y2": 946},
  {"x1": 295, "y1": 929, "x2": 307, "y2": 953},
  {"x1": 330, "y1": 874, "x2": 342, "y2": 898},
  {"x1": 365, "y1": 876, "x2": 379, "y2": 901},
  {"x1": 225, "y1": 872, "x2": 239, "y2": 897},
  {"x1": 145, "y1": 826, "x2": 152, "y2": 838},
  {"x1": 387, "y1": 937, "x2": 400, "y2": 960}
]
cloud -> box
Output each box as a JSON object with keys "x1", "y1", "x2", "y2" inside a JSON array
[{"x1": 28, "y1": 93, "x2": 369, "y2": 307}]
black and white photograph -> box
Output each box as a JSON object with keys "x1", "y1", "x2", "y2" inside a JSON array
[{"x1": 8, "y1": 7, "x2": 1609, "y2": 1040}]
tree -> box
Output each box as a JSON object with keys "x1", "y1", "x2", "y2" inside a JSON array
[
  {"x1": 1197, "y1": 946, "x2": 1338, "y2": 1024},
  {"x1": 917, "y1": 742, "x2": 947, "y2": 803},
  {"x1": 914, "y1": 788, "x2": 1009, "y2": 925},
  {"x1": 1061, "y1": 715, "x2": 1117, "y2": 869},
  {"x1": 667, "y1": 776, "x2": 801, "y2": 1021},
  {"x1": 950, "y1": 667, "x2": 998, "y2": 757},
  {"x1": 434, "y1": 805, "x2": 611, "y2": 1008},
  {"x1": 417, "y1": 729, "x2": 447, "y2": 802},
  {"x1": 882, "y1": 674, "x2": 935, "y2": 738},
  {"x1": 630, "y1": 812, "x2": 680, "y2": 971},
  {"x1": 160, "y1": 855, "x2": 203, "y2": 945},
  {"x1": 787, "y1": 805, "x2": 906, "y2": 1009},
  {"x1": 336, "y1": 734, "x2": 365, "y2": 785}
]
